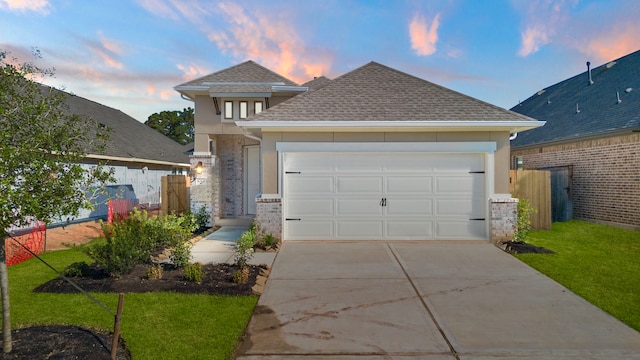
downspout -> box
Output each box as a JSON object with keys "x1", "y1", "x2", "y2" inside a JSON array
[{"x1": 509, "y1": 133, "x2": 518, "y2": 141}]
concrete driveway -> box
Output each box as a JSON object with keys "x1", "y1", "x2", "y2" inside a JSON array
[{"x1": 236, "y1": 241, "x2": 640, "y2": 359}]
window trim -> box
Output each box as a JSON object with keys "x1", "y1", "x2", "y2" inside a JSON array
[
  {"x1": 239, "y1": 101, "x2": 248, "y2": 119},
  {"x1": 254, "y1": 101, "x2": 264, "y2": 114},
  {"x1": 224, "y1": 101, "x2": 233, "y2": 119}
]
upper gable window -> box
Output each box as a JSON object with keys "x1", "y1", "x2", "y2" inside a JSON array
[
  {"x1": 224, "y1": 101, "x2": 233, "y2": 119},
  {"x1": 254, "y1": 101, "x2": 263, "y2": 114},
  {"x1": 239, "y1": 101, "x2": 248, "y2": 119}
]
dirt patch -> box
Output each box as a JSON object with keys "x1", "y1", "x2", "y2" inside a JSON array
[
  {"x1": 501, "y1": 241, "x2": 554, "y2": 254},
  {"x1": 45, "y1": 221, "x2": 104, "y2": 251},
  {"x1": 0, "y1": 325, "x2": 131, "y2": 360}
]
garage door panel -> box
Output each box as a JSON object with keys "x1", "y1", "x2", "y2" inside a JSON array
[
  {"x1": 286, "y1": 199, "x2": 333, "y2": 216},
  {"x1": 384, "y1": 156, "x2": 434, "y2": 172},
  {"x1": 337, "y1": 176, "x2": 383, "y2": 193},
  {"x1": 337, "y1": 199, "x2": 384, "y2": 216},
  {"x1": 335, "y1": 156, "x2": 383, "y2": 172},
  {"x1": 434, "y1": 154, "x2": 484, "y2": 172},
  {"x1": 387, "y1": 221, "x2": 434, "y2": 238},
  {"x1": 386, "y1": 198, "x2": 433, "y2": 216},
  {"x1": 435, "y1": 198, "x2": 486, "y2": 217},
  {"x1": 287, "y1": 220, "x2": 334, "y2": 239},
  {"x1": 285, "y1": 154, "x2": 333, "y2": 172},
  {"x1": 337, "y1": 220, "x2": 384, "y2": 238},
  {"x1": 288, "y1": 176, "x2": 334, "y2": 194},
  {"x1": 386, "y1": 176, "x2": 433, "y2": 194},
  {"x1": 435, "y1": 176, "x2": 484, "y2": 194},
  {"x1": 436, "y1": 220, "x2": 486, "y2": 239}
]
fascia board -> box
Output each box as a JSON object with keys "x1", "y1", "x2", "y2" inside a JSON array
[{"x1": 235, "y1": 120, "x2": 546, "y2": 132}]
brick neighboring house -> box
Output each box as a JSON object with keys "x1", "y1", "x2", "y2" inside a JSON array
[
  {"x1": 510, "y1": 50, "x2": 640, "y2": 231},
  {"x1": 176, "y1": 61, "x2": 543, "y2": 242}
]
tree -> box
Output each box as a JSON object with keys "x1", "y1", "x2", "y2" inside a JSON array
[
  {"x1": 144, "y1": 107, "x2": 194, "y2": 145},
  {"x1": 0, "y1": 50, "x2": 113, "y2": 353}
]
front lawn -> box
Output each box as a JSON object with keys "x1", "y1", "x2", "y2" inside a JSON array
[
  {"x1": 5, "y1": 250, "x2": 257, "y2": 359},
  {"x1": 515, "y1": 220, "x2": 640, "y2": 331}
]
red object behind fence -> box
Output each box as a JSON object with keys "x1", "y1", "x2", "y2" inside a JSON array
[
  {"x1": 107, "y1": 199, "x2": 136, "y2": 225},
  {"x1": 6, "y1": 221, "x2": 46, "y2": 266}
]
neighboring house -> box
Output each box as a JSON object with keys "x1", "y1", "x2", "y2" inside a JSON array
[
  {"x1": 55, "y1": 89, "x2": 190, "y2": 224},
  {"x1": 510, "y1": 50, "x2": 640, "y2": 231},
  {"x1": 175, "y1": 61, "x2": 543, "y2": 241}
]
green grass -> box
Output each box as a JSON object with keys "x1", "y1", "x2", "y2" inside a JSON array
[
  {"x1": 515, "y1": 220, "x2": 640, "y2": 331},
  {"x1": 5, "y1": 250, "x2": 258, "y2": 359}
]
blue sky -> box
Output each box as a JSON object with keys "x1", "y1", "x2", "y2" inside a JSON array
[{"x1": 2, "y1": 0, "x2": 639, "y2": 122}]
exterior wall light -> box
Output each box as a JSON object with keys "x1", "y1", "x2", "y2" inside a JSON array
[{"x1": 194, "y1": 161, "x2": 204, "y2": 174}]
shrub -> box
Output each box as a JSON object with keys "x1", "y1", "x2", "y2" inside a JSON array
[
  {"x1": 145, "y1": 264, "x2": 163, "y2": 280},
  {"x1": 194, "y1": 206, "x2": 210, "y2": 230},
  {"x1": 170, "y1": 241, "x2": 192, "y2": 268},
  {"x1": 184, "y1": 262, "x2": 204, "y2": 283},
  {"x1": 232, "y1": 266, "x2": 250, "y2": 284},
  {"x1": 234, "y1": 229, "x2": 255, "y2": 268},
  {"x1": 263, "y1": 233, "x2": 277, "y2": 248},
  {"x1": 83, "y1": 209, "x2": 197, "y2": 276},
  {"x1": 62, "y1": 262, "x2": 91, "y2": 277},
  {"x1": 515, "y1": 198, "x2": 536, "y2": 243}
]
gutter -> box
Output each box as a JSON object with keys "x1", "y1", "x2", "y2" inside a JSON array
[
  {"x1": 84, "y1": 154, "x2": 190, "y2": 168},
  {"x1": 236, "y1": 120, "x2": 546, "y2": 132}
]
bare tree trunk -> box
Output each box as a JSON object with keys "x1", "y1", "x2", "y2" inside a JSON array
[{"x1": 0, "y1": 238, "x2": 11, "y2": 353}]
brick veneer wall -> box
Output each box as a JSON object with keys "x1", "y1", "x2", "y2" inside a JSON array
[
  {"x1": 189, "y1": 155, "x2": 218, "y2": 226},
  {"x1": 216, "y1": 135, "x2": 259, "y2": 218},
  {"x1": 255, "y1": 196, "x2": 282, "y2": 240},
  {"x1": 490, "y1": 198, "x2": 518, "y2": 243},
  {"x1": 512, "y1": 133, "x2": 639, "y2": 229}
]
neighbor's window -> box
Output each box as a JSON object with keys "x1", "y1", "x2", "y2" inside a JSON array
[
  {"x1": 224, "y1": 101, "x2": 233, "y2": 119},
  {"x1": 239, "y1": 101, "x2": 248, "y2": 119},
  {"x1": 254, "y1": 101, "x2": 263, "y2": 114}
]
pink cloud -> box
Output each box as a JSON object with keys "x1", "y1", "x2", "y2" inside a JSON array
[
  {"x1": 409, "y1": 13, "x2": 440, "y2": 56},
  {"x1": 135, "y1": 0, "x2": 211, "y2": 24},
  {"x1": 584, "y1": 23, "x2": 640, "y2": 62},
  {"x1": 0, "y1": 0, "x2": 51, "y2": 14},
  {"x1": 207, "y1": 2, "x2": 333, "y2": 84},
  {"x1": 176, "y1": 63, "x2": 209, "y2": 81},
  {"x1": 516, "y1": 0, "x2": 577, "y2": 57}
]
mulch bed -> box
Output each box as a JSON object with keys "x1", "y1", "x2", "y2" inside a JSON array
[
  {"x1": 34, "y1": 262, "x2": 264, "y2": 295},
  {"x1": 501, "y1": 241, "x2": 554, "y2": 254},
  {"x1": 1, "y1": 261, "x2": 264, "y2": 359}
]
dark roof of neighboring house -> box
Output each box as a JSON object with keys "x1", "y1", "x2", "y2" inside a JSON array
[
  {"x1": 60, "y1": 89, "x2": 189, "y2": 165},
  {"x1": 247, "y1": 62, "x2": 536, "y2": 122},
  {"x1": 511, "y1": 49, "x2": 640, "y2": 148},
  {"x1": 177, "y1": 60, "x2": 299, "y2": 87},
  {"x1": 302, "y1": 76, "x2": 332, "y2": 90}
]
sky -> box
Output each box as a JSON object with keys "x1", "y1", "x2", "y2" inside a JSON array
[{"x1": 1, "y1": 0, "x2": 640, "y2": 123}]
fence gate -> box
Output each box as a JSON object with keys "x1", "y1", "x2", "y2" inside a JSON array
[
  {"x1": 509, "y1": 170, "x2": 552, "y2": 230},
  {"x1": 161, "y1": 175, "x2": 190, "y2": 215},
  {"x1": 545, "y1": 166, "x2": 573, "y2": 222}
]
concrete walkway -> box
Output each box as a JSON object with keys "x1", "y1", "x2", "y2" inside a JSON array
[
  {"x1": 190, "y1": 226, "x2": 277, "y2": 266},
  {"x1": 236, "y1": 241, "x2": 640, "y2": 359}
]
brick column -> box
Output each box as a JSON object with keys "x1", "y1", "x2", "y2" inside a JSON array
[
  {"x1": 189, "y1": 155, "x2": 219, "y2": 227},
  {"x1": 490, "y1": 197, "x2": 518, "y2": 244},
  {"x1": 255, "y1": 195, "x2": 282, "y2": 240}
]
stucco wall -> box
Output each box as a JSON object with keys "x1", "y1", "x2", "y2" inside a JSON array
[
  {"x1": 261, "y1": 131, "x2": 511, "y2": 195},
  {"x1": 511, "y1": 132, "x2": 640, "y2": 230}
]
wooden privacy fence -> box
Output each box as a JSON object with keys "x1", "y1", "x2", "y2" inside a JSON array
[
  {"x1": 509, "y1": 170, "x2": 552, "y2": 230},
  {"x1": 161, "y1": 175, "x2": 190, "y2": 215}
]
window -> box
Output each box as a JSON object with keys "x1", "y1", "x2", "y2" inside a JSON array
[
  {"x1": 239, "y1": 101, "x2": 248, "y2": 119},
  {"x1": 224, "y1": 101, "x2": 233, "y2": 119},
  {"x1": 254, "y1": 101, "x2": 263, "y2": 114}
]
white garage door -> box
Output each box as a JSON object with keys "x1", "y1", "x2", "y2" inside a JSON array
[{"x1": 283, "y1": 152, "x2": 487, "y2": 240}]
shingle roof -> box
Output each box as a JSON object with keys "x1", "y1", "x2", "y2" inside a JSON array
[
  {"x1": 301, "y1": 76, "x2": 332, "y2": 91},
  {"x1": 60, "y1": 89, "x2": 189, "y2": 164},
  {"x1": 177, "y1": 60, "x2": 299, "y2": 87},
  {"x1": 511, "y1": 49, "x2": 640, "y2": 148},
  {"x1": 248, "y1": 62, "x2": 535, "y2": 122}
]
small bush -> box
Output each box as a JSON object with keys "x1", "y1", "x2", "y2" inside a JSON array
[
  {"x1": 194, "y1": 206, "x2": 210, "y2": 230},
  {"x1": 83, "y1": 208, "x2": 197, "y2": 276},
  {"x1": 235, "y1": 229, "x2": 255, "y2": 268},
  {"x1": 515, "y1": 198, "x2": 536, "y2": 242},
  {"x1": 263, "y1": 234, "x2": 277, "y2": 248},
  {"x1": 62, "y1": 262, "x2": 91, "y2": 277},
  {"x1": 145, "y1": 264, "x2": 163, "y2": 280},
  {"x1": 232, "y1": 266, "x2": 250, "y2": 284},
  {"x1": 170, "y1": 241, "x2": 192, "y2": 268},
  {"x1": 184, "y1": 262, "x2": 204, "y2": 283}
]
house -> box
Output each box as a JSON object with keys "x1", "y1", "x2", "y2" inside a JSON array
[
  {"x1": 510, "y1": 50, "x2": 640, "y2": 231},
  {"x1": 175, "y1": 61, "x2": 543, "y2": 241},
  {"x1": 55, "y1": 88, "x2": 190, "y2": 224}
]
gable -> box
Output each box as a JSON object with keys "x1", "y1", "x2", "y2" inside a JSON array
[
  {"x1": 177, "y1": 60, "x2": 299, "y2": 87},
  {"x1": 511, "y1": 49, "x2": 640, "y2": 148}
]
